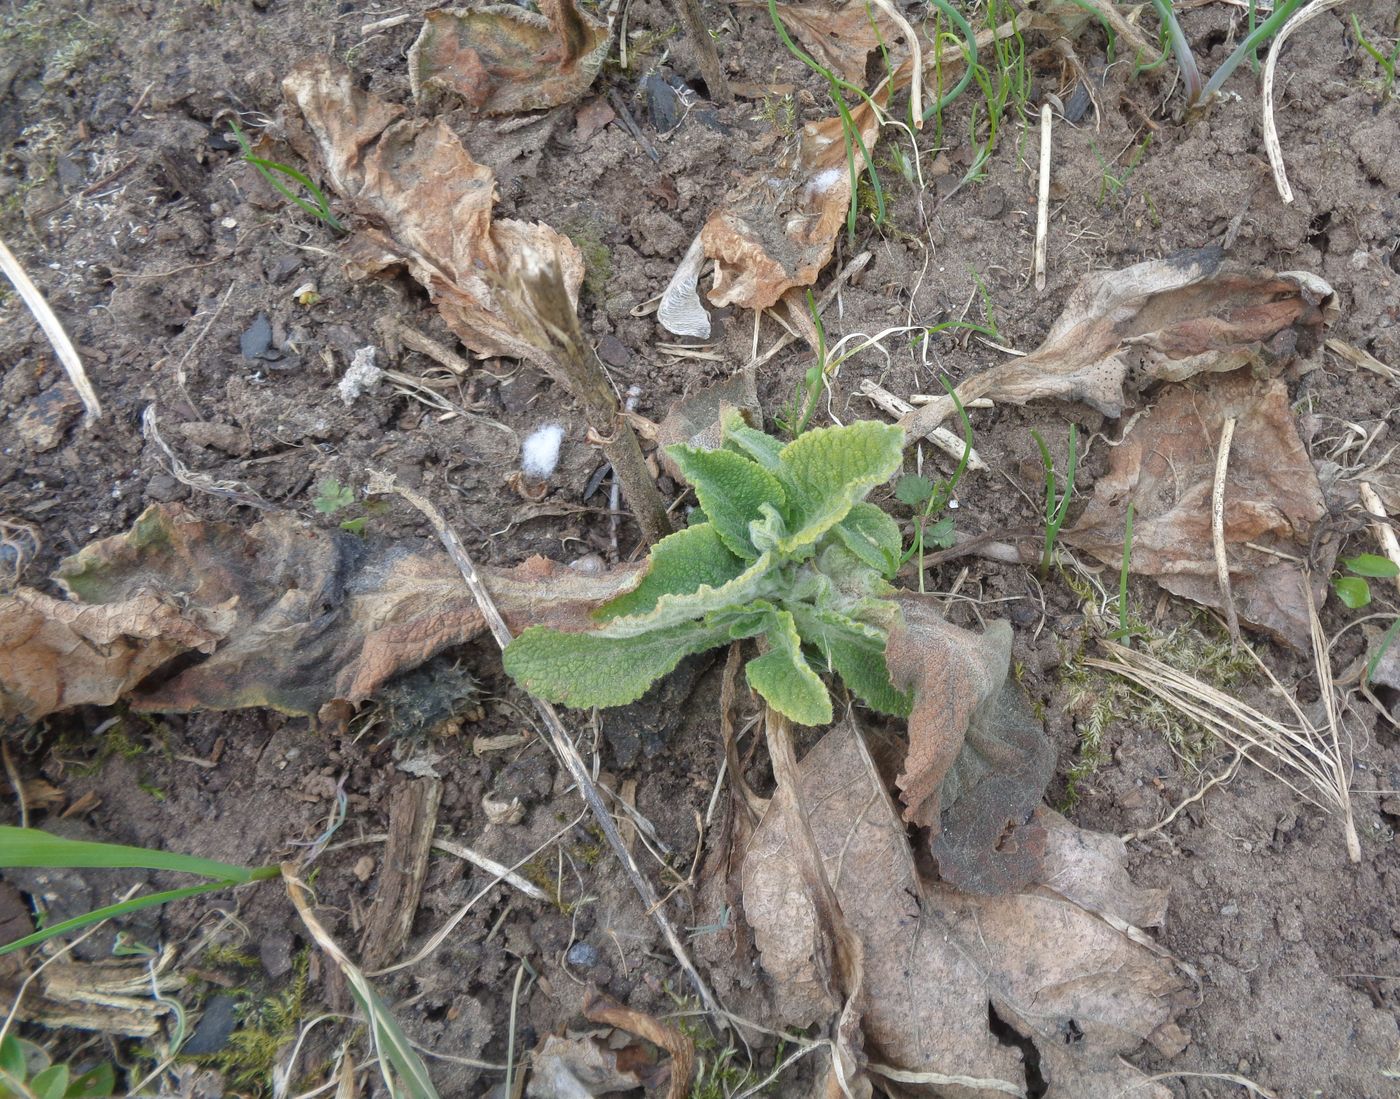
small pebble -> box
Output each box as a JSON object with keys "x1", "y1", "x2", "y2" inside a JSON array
[{"x1": 566, "y1": 942, "x2": 600, "y2": 968}]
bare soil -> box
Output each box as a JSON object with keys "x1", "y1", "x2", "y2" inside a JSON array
[{"x1": 2, "y1": 0, "x2": 1399, "y2": 1095}]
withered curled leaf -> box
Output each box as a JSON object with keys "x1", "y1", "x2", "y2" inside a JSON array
[
  {"x1": 1, "y1": 504, "x2": 641, "y2": 722},
  {"x1": 701, "y1": 98, "x2": 882, "y2": 311},
  {"x1": 902, "y1": 249, "x2": 1334, "y2": 437},
  {"x1": 1065, "y1": 370, "x2": 1332, "y2": 650},
  {"x1": 408, "y1": 1, "x2": 609, "y2": 115},
  {"x1": 743, "y1": 717, "x2": 1192, "y2": 1099},
  {"x1": 281, "y1": 58, "x2": 583, "y2": 363},
  {"x1": 885, "y1": 595, "x2": 1055, "y2": 894}
]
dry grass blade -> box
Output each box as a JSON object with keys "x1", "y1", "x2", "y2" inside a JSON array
[
  {"x1": 1262, "y1": 0, "x2": 1351, "y2": 203},
  {"x1": 283, "y1": 866, "x2": 442, "y2": 1099},
  {"x1": 1089, "y1": 617, "x2": 1360, "y2": 861},
  {"x1": 0, "y1": 236, "x2": 101, "y2": 425}
]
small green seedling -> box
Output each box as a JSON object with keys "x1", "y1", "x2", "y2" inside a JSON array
[
  {"x1": 1031, "y1": 424, "x2": 1078, "y2": 576},
  {"x1": 0, "y1": 1034, "x2": 114, "y2": 1099},
  {"x1": 1332, "y1": 553, "x2": 1400, "y2": 609},
  {"x1": 312, "y1": 478, "x2": 371, "y2": 534},
  {"x1": 896, "y1": 381, "x2": 973, "y2": 592},
  {"x1": 1352, "y1": 14, "x2": 1400, "y2": 100},
  {"x1": 1092, "y1": 133, "x2": 1152, "y2": 206},
  {"x1": 1111, "y1": 502, "x2": 1137, "y2": 640},
  {"x1": 774, "y1": 290, "x2": 827, "y2": 438},
  {"x1": 504, "y1": 414, "x2": 909, "y2": 726},
  {"x1": 227, "y1": 118, "x2": 344, "y2": 232}
]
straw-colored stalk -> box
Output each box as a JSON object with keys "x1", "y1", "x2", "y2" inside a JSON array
[{"x1": 1088, "y1": 590, "x2": 1360, "y2": 862}]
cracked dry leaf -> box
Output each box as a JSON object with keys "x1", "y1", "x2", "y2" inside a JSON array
[
  {"x1": 743, "y1": 717, "x2": 1191, "y2": 1099},
  {"x1": 743, "y1": 0, "x2": 901, "y2": 83},
  {"x1": 1, "y1": 504, "x2": 641, "y2": 721},
  {"x1": 885, "y1": 595, "x2": 1055, "y2": 894},
  {"x1": 1065, "y1": 370, "x2": 1332, "y2": 650},
  {"x1": 701, "y1": 97, "x2": 882, "y2": 311},
  {"x1": 0, "y1": 589, "x2": 227, "y2": 724},
  {"x1": 408, "y1": 0, "x2": 608, "y2": 115},
  {"x1": 901, "y1": 248, "x2": 1334, "y2": 437},
  {"x1": 281, "y1": 58, "x2": 583, "y2": 363}
]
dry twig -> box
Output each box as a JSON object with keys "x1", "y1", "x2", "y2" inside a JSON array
[
  {"x1": 0, "y1": 236, "x2": 101, "y2": 425},
  {"x1": 1034, "y1": 103, "x2": 1052, "y2": 292},
  {"x1": 1212, "y1": 416, "x2": 1240, "y2": 643}
]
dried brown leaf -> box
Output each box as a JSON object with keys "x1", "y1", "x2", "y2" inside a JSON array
[
  {"x1": 901, "y1": 249, "x2": 1335, "y2": 437},
  {"x1": 1, "y1": 504, "x2": 641, "y2": 722},
  {"x1": 527, "y1": 1034, "x2": 647, "y2": 1097},
  {"x1": 885, "y1": 595, "x2": 1055, "y2": 894},
  {"x1": 744, "y1": 0, "x2": 899, "y2": 83},
  {"x1": 654, "y1": 368, "x2": 761, "y2": 480},
  {"x1": 701, "y1": 98, "x2": 882, "y2": 310},
  {"x1": 1065, "y1": 370, "x2": 1332, "y2": 649},
  {"x1": 743, "y1": 718, "x2": 1192, "y2": 1099},
  {"x1": 408, "y1": 0, "x2": 608, "y2": 116},
  {"x1": 0, "y1": 588, "x2": 227, "y2": 723},
  {"x1": 281, "y1": 58, "x2": 583, "y2": 362}
]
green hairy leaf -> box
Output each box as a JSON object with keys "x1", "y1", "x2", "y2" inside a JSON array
[
  {"x1": 1343, "y1": 553, "x2": 1400, "y2": 579},
  {"x1": 502, "y1": 416, "x2": 909, "y2": 725},
  {"x1": 746, "y1": 607, "x2": 833, "y2": 726},
  {"x1": 668, "y1": 445, "x2": 786, "y2": 560}
]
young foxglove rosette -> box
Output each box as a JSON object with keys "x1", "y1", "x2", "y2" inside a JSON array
[{"x1": 503, "y1": 414, "x2": 910, "y2": 726}]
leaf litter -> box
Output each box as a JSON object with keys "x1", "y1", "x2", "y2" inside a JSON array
[
  {"x1": 0, "y1": 504, "x2": 641, "y2": 723},
  {"x1": 743, "y1": 711, "x2": 1194, "y2": 1099},
  {"x1": 407, "y1": 0, "x2": 609, "y2": 115},
  {"x1": 902, "y1": 248, "x2": 1335, "y2": 436},
  {"x1": 1065, "y1": 370, "x2": 1334, "y2": 650},
  {"x1": 280, "y1": 58, "x2": 586, "y2": 364},
  {"x1": 701, "y1": 95, "x2": 883, "y2": 311}
]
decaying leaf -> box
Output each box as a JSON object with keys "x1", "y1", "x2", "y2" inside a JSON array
[
  {"x1": 743, "y1": 717, "x2": 1192, "y2": 1099},
  {"x1": 701, "y1": 97, "x2": 882, "y2": 310},
  {"x1": 0, "y1": 588, "x2": 227, "y2": 724},
  {"x1": 884, "y1": 595, "x2": 1055, "y2": 893},
  {"x1": 527, "y1": 1034, "x2": 648, "y2": 1097},
  {"x1": 408, "y1": 1, "x2": 608, "y2": 115},
  {"x1": 902, "y1": 249, "x2": 1335, "y2": 438},
  {"x1": 744, "y1": 0, "x2": 900, "y2": 83},
  {"x1": 653, "y1": 368, "x2": 761, "y2": 480},
  {"x1": 1065, "y1": 370, "x2": 1333, "y2": 650},
  {"x1": 1, "y1": 504, "x2": 641, "y2": 722},
  {"x1": 281, "y1": 58, "x2": 584, "y2": 363}
]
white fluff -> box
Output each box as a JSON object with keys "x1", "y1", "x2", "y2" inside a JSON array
[{"x1": 521, "y1": 423, "x2": 565, "y2": 479}]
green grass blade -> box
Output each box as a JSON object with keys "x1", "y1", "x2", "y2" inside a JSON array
[
  {"x1": 1198, "y1": 0, "x2": 1308, "y2": 101},
  {"x1": 0, "y1": 880, "x2": 252, "y2": 957},
  {"x1": 0, "y1": 827, "x2": 275, "y2": 883},
  {"x1": 1366, "y1": 618, "x2": 1399, "y2": 686},
  {"x1": 1150, "y1": 0, "x2": 1203, "y2": 102}
]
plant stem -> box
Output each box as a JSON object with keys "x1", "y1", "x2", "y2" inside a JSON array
[
  {"x1": 500, "y1": 255, "x2": 673, "y2": 545},
  {"x1": 675, "y1": 0, "x2": 733, "y2": 105}
]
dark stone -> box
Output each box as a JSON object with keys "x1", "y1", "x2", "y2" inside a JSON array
[
  {"x1": 566, "y1": 942, "x2": 600, "y2": 968},
  {"x1": 259, "y1": 929, "x2": 295, "y2": 978},
  {"x1": 182, "y1": 994, "x2": 239, "y2": 1055},
  {"x1": 240, "y1": 313, "x2": 274, "y2": 359},
  {"x1": 596, "y1": 334, "x2": 631, "y2": 368},
  {"x1": 265, "y1": 255, "x2": 303, "y2": 285},
  {"x1": 145, "y1": 473, "x2": 187, "y2": 502}
]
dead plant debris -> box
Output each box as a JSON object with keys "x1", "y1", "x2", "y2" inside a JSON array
[
  {"x1": 1066, "y1": 370, "x2": 1334, "y2": 650},
  {"x1": 408, "y1": 0, "x2": 609, "y2": 115},
  {"x1": 0, "y1": 504, "x2": 641, "y2": 723}
]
